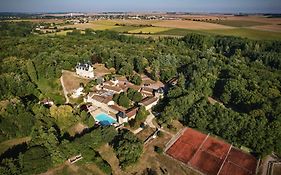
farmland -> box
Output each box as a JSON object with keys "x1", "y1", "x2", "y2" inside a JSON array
[
  {"x1": 208, "y1": 20, "x2": 268, "y2": 27},
  {"x1": 128, "y1": 27, "x2": 170, "y2": 34},
  {"x1": 57, "y1": 15, "x2": 281, "y2": 40}
]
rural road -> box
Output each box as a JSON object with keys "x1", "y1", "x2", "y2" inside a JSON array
[{"x1": 60, "y1": 71, "x2": 70, "y2": 104}]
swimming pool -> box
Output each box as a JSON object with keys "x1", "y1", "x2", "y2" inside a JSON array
[{"x1": 95, "y1": 113, "x2": 117, "y2": 126}]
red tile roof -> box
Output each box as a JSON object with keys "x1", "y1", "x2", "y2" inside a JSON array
[
  {"x1": 126, "y1": 107, "x2": 139, "y2": 118},
  {"x1": 141, "y1": 87, "x2": 154, "y2": 93},
  {"x1": 109, "y1": 104, "x2": 126, "y2": 112},
  {"x1": 92, "y1": 95, "x2": 106, "y2": 103},
  {"x1": 103, "y1": 85, "x2": 122, "y2": 93},
  {"x1": 139, "y1": 97, "x2": 158, "y2": 106}
]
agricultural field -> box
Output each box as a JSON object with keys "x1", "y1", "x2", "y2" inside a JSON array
[
  {"x1": 208, "y1": 20, "x2": 268, "y2": 27},
  {"x1": 128, "y1": 27, "x2": 170, "y2": 34},
  {"x1": 110, "y1": 26, "x2": 140, "y2": 33},
  {"x1": 43, "y1": 16, "x2": 280, "y2": 40},
  {"x1": 157, "y1": 27, "x2": 281, "y2": 40},
  {"x1": 64, "y1": 22, "x2": 120, "y2": 30},
  {"x1": 153, "y1": 19, "x2": 233, "y2": 30},
  {"x1": 203, "y1": 28, "x2": 281, "y2": 40}
]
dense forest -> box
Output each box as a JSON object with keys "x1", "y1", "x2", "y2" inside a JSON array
[{"x1": 0, "y1": 22, "x2": 281, "y2": 174}]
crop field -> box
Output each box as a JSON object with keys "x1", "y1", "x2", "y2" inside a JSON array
[
  {"x1": 128, "y1": 27, "x2": 171, "y2": 34},
  {"x1": 110, "y1": 26, "x2": 140, "y2": 33},
  {"x1": 65, "y1": 23, "x2": 120, "y2": 30},
  {"x1": 32, "y1": 15, "x2": 280, "y2": 40},
  {"x1": 203, "y1": 28, "x2": 281, "y2": 40},
  {"x1": 110, "y1": 19, "x2": 160, "y2": 25},
  {"x1": 153, "y1": 20, "x2": 233, "y2": 30},
  {"x1": 250, "y1": 24, "x2": 281, "y2": 32},
  {"x1": 158, "y1": 28, "x2": 281, "y2": 40},
  {"x1": 209, "y1": 20, "x2": 268, "y2": 27}
]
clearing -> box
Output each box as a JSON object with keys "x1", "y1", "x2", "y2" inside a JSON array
[
  {"x1": 0, "y1": 137, "x2": 31, "y2": 154},
  {"x1": 61, "y1": 70, "x2": 90, "y2": 93},
  {"x1": 93, "y1": 63, "x2": 115, "y2": 77}
]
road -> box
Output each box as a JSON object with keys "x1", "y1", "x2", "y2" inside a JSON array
[
  {"x1": 145, "y1": 111, "x2": 156, "y2": 128},
  {"x1": 60, "y1": 74, "x2": 69, "y2": 104}
]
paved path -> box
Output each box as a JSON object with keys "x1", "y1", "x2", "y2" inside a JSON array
[
  {"x1": 60, "y1": 75, "x2": 69, "y2": 104},
  {"x1": 260, "y1": 154, "x2": 280, "y2": 175},
  {"x1": 145, "y1": 111, "x2": 156, "y2": 128},
  {"x1": 159, "y1": 128, "x2": 174, "y2": 137},
  {"x1": 133, "y1": 127, "x2": 143, "y2": 134}
]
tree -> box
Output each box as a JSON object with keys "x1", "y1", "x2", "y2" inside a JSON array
[
  {"x1": 118, "y1": 92, "x2": 130, "y2": 108},
  {"x1": 21, "y1": 146, "x2": 52, "y2": 175},
  {"x1": 113, "y1": 93, "x2": 119, "y2": 103},
  {"x1": 127, "y1": 88, "x2": 142, "y2": 102},
  {"x1": 132, "y1": 91, "x2": 142, "y2": 102},
  {"x1": 26, "y1": 60, "x2": 38, "y2": 83},
  {"x1": 50, "y1": 105, "x2": 78, "y2": 133},
  {"x1": 112, "y1": 129, "x2": 143, "y2": 168},
  {"x1": 129, "y1": 74, "x2": 142, "y2": 85},
  {"x1": 135, "y1": 106, "x2": 149, "y2": 122}
]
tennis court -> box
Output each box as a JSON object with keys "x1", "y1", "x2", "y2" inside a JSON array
[{"x1": 165, "y1": 128, "x2": 258, "y2": 175}]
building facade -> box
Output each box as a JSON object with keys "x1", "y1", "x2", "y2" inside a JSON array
[{"x1": 75, "y1": 62, "x2": 94, "y2": 79}]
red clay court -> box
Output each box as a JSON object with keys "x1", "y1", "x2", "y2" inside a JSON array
[{"x1": 165, "y1": 128, "x2": 258, "y2": 175}]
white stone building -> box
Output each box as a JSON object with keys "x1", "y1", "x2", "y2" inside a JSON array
[{"x1": 75, "y1": 62, "x2": 94, "y2": 79}]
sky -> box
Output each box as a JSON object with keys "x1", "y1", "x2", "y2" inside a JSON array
[{"x1": 0, "y1": 0, "x2": 280, "y2": 13}]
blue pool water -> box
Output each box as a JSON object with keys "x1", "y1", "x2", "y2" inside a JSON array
[{"x1": 95, "y1": 113, "x2": 117, "y2": 126}]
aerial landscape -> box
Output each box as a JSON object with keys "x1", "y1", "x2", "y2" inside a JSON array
[{"x1": 0, "y1": 0, "x2": 281, "y2": 175}]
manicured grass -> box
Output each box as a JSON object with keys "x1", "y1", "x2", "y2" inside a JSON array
[
  {"x1": 0, "y1": 137, "x2": 31, "y2": 154},
  {"x1": 157, "y1": 28, "x2": 281, "y2": 40},
  {"x1": 128, "y1": 27, "x2": 171, "y2": 34},
  {"x1": 209, "y1": 20, "x2": 268, "y2": 27}
]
